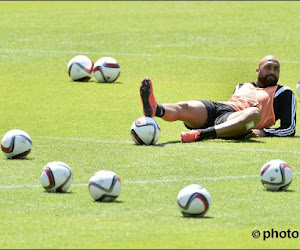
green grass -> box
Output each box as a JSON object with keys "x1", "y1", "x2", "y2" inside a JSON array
[{"x1": 0, "y1": 1, "x2": 300, "y2": 249}]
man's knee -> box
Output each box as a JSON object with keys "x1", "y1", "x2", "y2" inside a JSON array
[
  {"x1": 175, "y1": 101, "x2": 189, "y2": 110},
  {"x1": 174, "y1": 101, "x2": 208, "y2": 127},
  {"x1": 247, "y1": 107, "x2": 261, "y2": 125}
]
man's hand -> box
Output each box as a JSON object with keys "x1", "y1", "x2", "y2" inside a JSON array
[{"x1": 246, "y1": 129, "x2": 267, "y2": 138}]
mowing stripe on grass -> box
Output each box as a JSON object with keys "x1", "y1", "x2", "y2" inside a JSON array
[
  {"x1": 0, "y1": 172, "x2": 299, "y2": 189},
  {"x1": 34, "y1": 135, "x2": 132, "y2": 145},
  {"x1": 1, "y1": 48, "x2": 300, "y2": 64},
  {"x1": 34, "y1": 135, "x2": 300, "y2": 155},
  {"x1": 0, "y1": 174, "x2": 263, "y2": 189}
]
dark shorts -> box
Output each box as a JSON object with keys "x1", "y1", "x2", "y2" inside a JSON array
[{"x1": 184, "y1": 100, "x2": 236, "y2": 129}]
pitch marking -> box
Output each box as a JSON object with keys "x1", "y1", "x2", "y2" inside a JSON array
[
  {"x1": 33, "y1": 135, "x2": 300, "y2": 155},
  {"x1": 1, "y1": 48, "x2": 300, "y2": 64},
  {"x1": 0, "y1": 174, "x2": 276, "y2": 189},
  {"x1": 0, "y1": 172, "x2": 298, "y2": 189}
]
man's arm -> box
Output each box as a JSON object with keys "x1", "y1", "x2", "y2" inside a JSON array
[{"x1": 263, "y1": 87, "x2": 296, "y2": 137}]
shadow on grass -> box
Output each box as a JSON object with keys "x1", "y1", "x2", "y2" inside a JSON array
[
  {"x1": 155, "y1": 140, "x2": 182, "y2": 147},
  {"x1": 42, "y1": 191, "x2": 74, "y2": 194},
  {"x1": 5, "y1": 157, "x2": 34, "y2": 161},
  {"x1": 181, "y1": 215, "x2": 214, "y2": 219},
  {"x1": 93, "y1": 80, "x2": 123, "y2": 85},
  {"x1": 216, "y1": 135, "x2": 300, "y2": 143},
  {"x1": 263, "y1": 189, "x2": 296, "y2": 193},
  {"x1": 69, "y1": 80, "x2": 90, "y2": 83},
  {"x1": 216, "y1": 138, "x2": 266, "y2": 144},
  {"x1": 93, "y1": 200, "x2": 124, "y2": 204},
  {"x1": 155, "y1": 138, "x2": 266, "y2": 146},
  {"x1": 69, "y1": 79, "x2": 122, "y2": 85}
]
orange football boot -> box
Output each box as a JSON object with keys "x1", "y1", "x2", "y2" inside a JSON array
[
  {"x1": 140, "y1": 77, "x2": 157, "y2": 118},
  {"x1": 181, "y1": 130, "x2": 201, "y2": 143}
]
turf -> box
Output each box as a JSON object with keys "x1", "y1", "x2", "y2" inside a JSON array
[{"x1": 0, "y1": 1, "x2": 300, "y2": 249}]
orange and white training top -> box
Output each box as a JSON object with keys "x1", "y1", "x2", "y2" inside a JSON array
[{"x1": 222, "y1": 82, "x2": 278, "y2": 129}]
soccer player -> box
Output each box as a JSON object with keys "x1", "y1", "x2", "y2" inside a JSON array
[{"x1": 139, "y1": 55, "x2": 296, "y2": 143}]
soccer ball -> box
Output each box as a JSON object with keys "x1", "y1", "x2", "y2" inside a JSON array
[
  {"x1": 93, "y1": 57, "x2": 121, "y2": 83},
  {"x1": 1, "y1": 129, "x2": 32, "y2": 159},
  {"x1": 177, "y1": 184, "x2": 211, "y2": 217},
  {"x1": 88, "y1": 170, "x2": 122, "y2": 202},
  {"x1": 40, "y1": 161, "x2": 73, "y2": 192},
  {"x1": 260, "y1": 159, "x2": 293, "y2": 191},
  {"x1": 130, "y1": 117, "x2": 161, "y2": 145},
  {"x1": 67, "y1": 55, "x2": 94, "y2": 81}
]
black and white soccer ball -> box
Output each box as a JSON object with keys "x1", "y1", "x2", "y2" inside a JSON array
[
  {"x1": 260, "y1": 159, "x2": 293, "y2": 191},
  {"x1": 130, "y1": 117, "x2": 161, "y2": 145},
  {"x1": 67, "y1": 55, "x2": 94, "y2": 82},
  {"x1": 88, "y1": 170, "x2": 122, "y2": 202},
  {"x1": 1, "y1": 129, "x2": 32, "y2": 159},
  {"x1": 93, "y1": 57, "x2": 121, "y2": 83},
  {"x1": 40, "y1": 161, "x2": 73, "y2": 193},
  {"x1": 177, "y1": 184, "x2": 211, "y2": 217}
]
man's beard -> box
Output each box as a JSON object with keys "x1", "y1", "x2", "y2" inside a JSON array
[{"x1": 258, "y1": 74, "x2": 278, "y2": 86}]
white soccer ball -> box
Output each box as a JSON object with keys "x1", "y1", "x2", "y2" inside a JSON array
[
  {"x1": 67, "y1": 55, "x2": 94, "y2": 81},
  {"x1": 260, "y1": 159, "x2": 293, "y2": 191},
  {"x1": 93, "y1": 57, "x2": 121, "y2": 83},
  {"x1": 130, "y1": 117, "x2": 161, "y2": 145},
  {"x1": 40, "y1": 161, "x2": 73, "y2": 193},
  {"x1": 177, "y1": 184, "x2": 211, "y2": 217},
  {"x1": 88, "y1": 170, "x2": 122, "y2": 202},
  {"x1": 1, "y1": 129, "x2": 32, "y2": 159}
]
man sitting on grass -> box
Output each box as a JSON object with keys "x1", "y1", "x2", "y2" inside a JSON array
[{"x1": 139, "y1": 55, "x2": 296, "y2": 143}]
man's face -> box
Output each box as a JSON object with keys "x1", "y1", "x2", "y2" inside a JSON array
[{"x1": 257, "y1": 61, "x2": 280, "y2": 87}]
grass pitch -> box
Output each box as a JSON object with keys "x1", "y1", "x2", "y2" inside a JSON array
[{"x1": 0, "y1": 1, "x2": 300, "y2": 249}]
